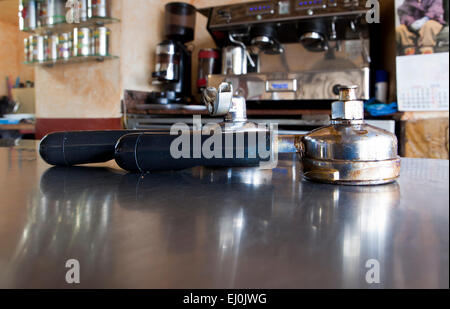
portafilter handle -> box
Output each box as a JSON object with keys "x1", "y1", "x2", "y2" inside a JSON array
[{"x1": 39, "y1": 130, "x2": 153, "y2": 166}]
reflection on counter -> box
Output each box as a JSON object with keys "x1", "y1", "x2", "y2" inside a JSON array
[
  {"x1": 3, "y1": 153, "x2": 432, "y2": 288},
  {"x1": 1, "y1": 167, "x2": 121, "y2": 288}
]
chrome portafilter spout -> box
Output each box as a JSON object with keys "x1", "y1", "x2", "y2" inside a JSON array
[
  {"x1": 301, "y1": 86, "x2": 401, "y2": 185},
  {"x1": 202, "y1": 82, "x2": 235, "y2": 118},
  {"x1": 202, "y1": 82, "x2": 262, "y2": 133}
]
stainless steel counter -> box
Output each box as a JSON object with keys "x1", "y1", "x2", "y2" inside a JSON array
[{"x1": 0, "y1": 141, "x2": 448, "y2": 288}]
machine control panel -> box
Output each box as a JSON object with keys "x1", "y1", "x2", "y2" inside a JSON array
[
  {"x1": 247, "y1": 2, "x2": 275, "y2": 15},
  {"x1": 296, "y1": 0, "x2": 327, "y2": 11},
  {"x1": 205, "y1": 0, "x2": 367, "y2": 29},
  {"x1": 266, "y1": 80, "x2": 298, "y2": 92}
]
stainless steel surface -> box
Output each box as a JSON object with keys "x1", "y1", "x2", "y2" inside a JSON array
[
  {"x1": 36, "y1": 0, "x2": 44, "y2": 28},
  {"x1": 126, "y1": 114, "x2": 328, "y2": 131},
  {"x1": 156, "y1": 42, "x2": 177, "y2": 55},
  {"x1": 29, "y1": 35, "x2": 37, "y2": 62},
  {"x1": 19, "y1": 0, "x2": 26, "y2": 31},
  {"x1": 197, "y1": 49, "x2": 220, "y2": 92},
  {"x1": 332, "y1": 86, "x2": 363, "y2": 120},
  {"x1": 201, "y1": 0, "x2": 368, "y2": 29},
  {"x1": 72, "y1": 28, "x2": 79, "y2": 57},
  {"x1": 92, "y1": 0, "x2": 109, "y2": 18},
  {"x1": 41, "y1": 0, "x2": 66, "y2": 26},
  {"x1": 331, "y1": 100, "x2": 364, "y2": 120},
  {"x1": 49, "y1": 34, "x2": 59, "y2": 61},
  {"x1": 299, "y1": 31, "x2": 327, "y2": 52},
  {"x1": 36, "y1": 35, "x2": 46, "y2": 62},
  {"x1": 208, "y1": 67, "x2": 370, "y2": 101},
  {"x1": 203, "y1": 83, "x2": 234, "y2": 116},
  {"x1": 250, "y1": 35, "x2": 283, "y2": 54},
  {"x1": 339, "y1": 84, "x2": 359, "y2": 101},
  {"x1": 75, "y1": 27, "x2": 93, "y2": 57},
  {"x1": 303, "y1": 123, "x2": 399, "y2": 161},
  {"x1": 154, "y1": 42, "x2": 179, "y2": 82},
  {"x1": 79, "y1": 0, "x2": 92, "y2": 21},
  {"x1": 251, "y1": 35, "x2": 274, "y2": 47},
  {"x1": 265, "y1": 79, "x2": 297, "y2": 93},
  {"x1": 228, "y1": 34, "x2": 256, "y2": 69},
  {"x1": 0, "y1": 141, "x2": 448, "y2": 288},
  {"x1": 222, "y1": 46, "x2": 247, "y2": 75},
  {"x1": 203, "y1": 83, "x2": 250, "y2": 130},
  {"x1": 58, "y1": 32, "x2": 72, "y2": 60},
  {"x1": 25, "y1": 0, "x2": 38, "y2": 30},
  {"x1": 94, "y1": 27, "x2": 110, "y2": 56},
  {"x1": 24, "y1": 38, "x2": 30, "y2": 62},
  {"x1": 223, "y1": 96, "x2": 248, "y2": 124},
  {"x1": 302, "y1": 157, "x2": 401, "y2": 185},
  {"x1": 203, "y1": 83, "x2": 248, "y2": 124}
]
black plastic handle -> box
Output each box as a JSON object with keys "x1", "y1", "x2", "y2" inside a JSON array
[
  {"x1": 39, "y1": 130, "x2": 155, "y2": 166},
  {"x1": 114, "y1": 131, "x2": 271, "y2": 173}
]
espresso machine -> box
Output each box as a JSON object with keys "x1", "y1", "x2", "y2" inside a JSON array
[
  {"x1": 150, "y1": 2, "x2": 196, "y2": 105},
  {"x1": 199, "y1": 0, "x2": 372, "y2": 108}
]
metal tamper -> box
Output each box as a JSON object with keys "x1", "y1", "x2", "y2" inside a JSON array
[{"x1": 301, "y1": 86, "x2": 401, "y2": 185}]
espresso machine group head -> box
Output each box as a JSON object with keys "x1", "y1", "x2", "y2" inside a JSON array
[
  {"x1": 199, "y1": 0, "x2": 372, "y2": 106},
  {"x1": 150, "y1": 2, "x2": 196, "y2": 105}
]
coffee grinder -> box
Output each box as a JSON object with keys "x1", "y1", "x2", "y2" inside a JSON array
[{"x1": 150, "y1": 2, "x2": 196, "y2": 105}]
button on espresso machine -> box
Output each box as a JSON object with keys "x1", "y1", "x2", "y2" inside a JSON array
[{"x1": 198, "y1": 0, "x2": 372, "y2": 107}]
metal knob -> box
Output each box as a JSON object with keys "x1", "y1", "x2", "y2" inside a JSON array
[
  {"x1": 338, "y1": 85, "x2": 358, "y2": 101},
  {"x1": 332, "y1": 85, "x2": 364, "y2": 121}
]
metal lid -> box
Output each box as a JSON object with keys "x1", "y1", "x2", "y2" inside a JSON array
[{"x1": 303, "y1": 123, "x2": 399, "y2": 161}]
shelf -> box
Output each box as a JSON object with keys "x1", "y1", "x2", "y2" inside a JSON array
[
  {"x1": 22, "y1": 17, "x2": 120, "y2": 35},
  {"x1": 24, "y1": 55, "x2": 119, "y2": 67},
  {"x1": 0, "y1": 123, "x2": 35, "y2": 132}
]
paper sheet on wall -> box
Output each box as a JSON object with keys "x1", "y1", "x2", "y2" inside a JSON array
[{"x1": 396, "y1": 52, "x2": 449, "y2": 111}]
